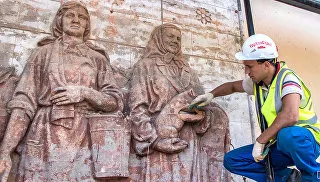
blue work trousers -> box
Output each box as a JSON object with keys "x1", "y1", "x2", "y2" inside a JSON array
[{"x1": 224, "y1": 126, "x2": 320, "y2": 182}]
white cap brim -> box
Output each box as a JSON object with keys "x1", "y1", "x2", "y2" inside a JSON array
[
  {"x1": 235, "y1": 51, "x2": 262, "y2": 61},
  {"x1": 235, "y1": 51, "x2": 247, "y2": 60}
]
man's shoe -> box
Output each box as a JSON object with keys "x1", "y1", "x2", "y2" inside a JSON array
[{"x1": 286, "y1": 168, "x2": 301, "y2": 182}]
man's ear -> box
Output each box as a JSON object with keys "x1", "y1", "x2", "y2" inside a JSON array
[{"x1": 264, "y1": 61, "x2": 271, "y2": 68}]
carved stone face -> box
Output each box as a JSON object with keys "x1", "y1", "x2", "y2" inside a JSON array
[
  {"x1": 62, "y1": 6, "x2": 89, "y2": 38},
  {"x1": 162, "y1": 28, "x2": 181, "y2": 54}
]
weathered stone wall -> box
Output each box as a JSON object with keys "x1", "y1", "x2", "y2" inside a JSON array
[{"x1": 0, "y1": 0, "x2": 252, "y2": 181}]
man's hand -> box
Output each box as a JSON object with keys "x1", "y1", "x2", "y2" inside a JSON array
[
  {"x1": 252, "y1": 140, "x2": 266, "y2": 162},
  {"x1": 0, "y1": 153, "x2": 12, "y2": 182},
  {"x1": 154, "y1": 138, "x2": 188, "y2": 154},
  {"x1": 189, "y1": 93, "x2": 214, "y2": 110},
  {"x1": 50, "y1": 86, "x2": 86, "y2": 105}
]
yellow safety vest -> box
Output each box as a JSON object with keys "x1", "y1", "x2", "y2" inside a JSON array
[{"x1": 254, "y1": 62, "x2": 320, "y2": 144}]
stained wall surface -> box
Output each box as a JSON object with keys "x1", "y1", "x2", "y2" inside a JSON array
[{"x1": 0, "y1": 0, "x2": 251, "y2": 181}]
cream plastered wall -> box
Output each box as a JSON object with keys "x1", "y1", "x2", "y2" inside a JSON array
[{"x1": 241, "y1": 0, "x2": 320, "y2": 116}]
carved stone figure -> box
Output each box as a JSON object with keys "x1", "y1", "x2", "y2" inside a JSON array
[
  {"x1": 0, "y1": 67, "x2": 19, "y2": 142},
  {"x1": 0, "y1": 1, "x2": 124, "y2": 181},
  {"x1": 128, "y1": 24, "x2": 231, "y2": 181},
  {"x1": 0, "y1": 67, "x2": 20, "y2": 181},
  {"x1": 155, "y1": 89, "x2": 205, "y2": 139}
]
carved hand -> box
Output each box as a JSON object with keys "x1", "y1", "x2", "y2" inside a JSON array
[
  {"x1": 178, "y1": 108, "x2": 205, "y2": 123},
  {"x1": 0, "y1": 153, "x2": 12, "y2": 182},
  {"x1": 50, "y1": 86, "x2": 87, "y2": 105},
  {"x1": 154, "y1": 138, "x2": 188, "y2": 154}
]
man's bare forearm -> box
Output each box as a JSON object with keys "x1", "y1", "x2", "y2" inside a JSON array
[
  {"x1": 210, "y1": 80, "x2": 244, "y2": 97},
  {"x1": 256, "y1": 93, "x2": 300, "y2": 144}
]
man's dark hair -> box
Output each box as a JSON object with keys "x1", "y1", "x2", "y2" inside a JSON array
[{"x1": 257, "y1": 58, "x2": 277, "y2": 66}]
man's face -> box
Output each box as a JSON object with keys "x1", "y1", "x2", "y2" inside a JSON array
[
  {"x1": 243, "y1": 60, "x2": 267, "y2": 83},
  {"x1": 62, "y1": 6, "x2": 88, "y2": 38},
  {"x1": 162, "y1": 28, "x2": 181, "y2": 54}
]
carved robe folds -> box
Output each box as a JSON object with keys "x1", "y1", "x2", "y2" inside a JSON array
[
  {"x1": 7, "y1": 40, "x2": 123, "y2": 181},
  {"x1": 129, "y1": 56, "x2": 230, "y2": 181}
]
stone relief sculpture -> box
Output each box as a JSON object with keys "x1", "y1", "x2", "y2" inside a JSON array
[
  {"x1": 155, "y1": 89, "x2": 205, "y2": 140},
  {"x1": 128, "y1": 24, "x2": 231, "y2": 182},
  {"x1": 0, "y1": 67, "x2": 20, "y2": 181},
  {"x1": 0, "y1": 1, "x2": 125, "y2": 181},
  {"x1": 0, "y1": 67, "x2": 19, "y2": 142}
]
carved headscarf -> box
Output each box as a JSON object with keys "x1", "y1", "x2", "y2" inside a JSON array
[
  {"x1": 38, "y1": 1, "x2": 91, "y2": 46},
  {"x1": 143, "y1": 24, "x2": 185, "y2": 66}
]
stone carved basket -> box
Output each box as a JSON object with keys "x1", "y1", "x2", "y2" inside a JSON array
[{"x1": 87, "y1": 111, "x2": 130, "y2": 179}]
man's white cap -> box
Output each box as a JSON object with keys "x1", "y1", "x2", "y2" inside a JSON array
[{"x1": 235, "y1": 34, "x2": 278, "y2": 60}]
